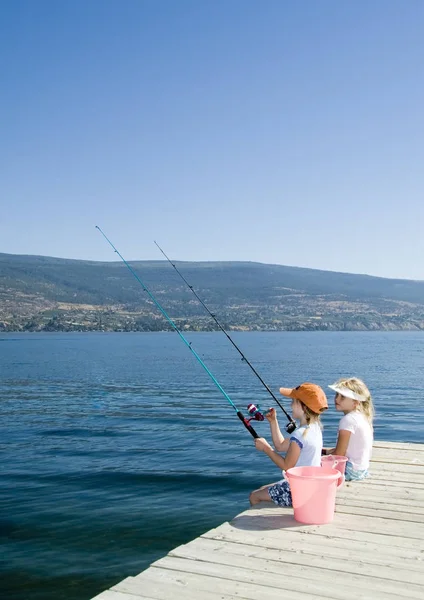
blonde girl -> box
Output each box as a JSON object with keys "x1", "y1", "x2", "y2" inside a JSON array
[
  {"x1": 250, "y1": 383, "x2": 328, "y2": 507},
  {"x1": 323, "y1": 377, "x2": 374, "y2": 481}
]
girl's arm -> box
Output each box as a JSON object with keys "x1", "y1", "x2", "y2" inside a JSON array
[
  {"x1": 255, "y1": 438, "x2": 301, "y2": 471},
  {"x1": 324, "y1": 429, "x2": 351, "y2": 456},
  {"x1": 266, "y1": 408, "x2": 291, "y2": 453}
]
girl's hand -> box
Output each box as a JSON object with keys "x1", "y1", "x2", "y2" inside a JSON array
[
  {"x1": 254, "y1": 437, "x2": 272, "y2": 453},
  {"x1": 265, "y1": 407, "x2": 277, "y2": 423}
]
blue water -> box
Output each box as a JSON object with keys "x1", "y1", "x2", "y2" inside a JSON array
[{"x1": 1, "y1": 331, "x2": 423, "y2": 599}]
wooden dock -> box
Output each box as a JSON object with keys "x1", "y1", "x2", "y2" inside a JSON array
[{"x1": 92, "y1": 441, "x2": 424, "y2": 600}]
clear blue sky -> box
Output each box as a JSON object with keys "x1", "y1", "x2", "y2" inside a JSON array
[{"x1": 1, "y1": 1, "x2": 423, "y2": 279}]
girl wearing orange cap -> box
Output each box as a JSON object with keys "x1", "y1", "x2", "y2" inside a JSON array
[
  {"x1": 323, "y1": 377, "x2": 374, "y2": 481},
  {"x1": 249, "y1": 383, "x2": 328, "y2": 507}
]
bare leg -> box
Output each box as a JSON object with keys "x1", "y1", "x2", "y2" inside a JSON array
[{"x1": 249, "y1": 482, "x2": 279, "y2": 506}]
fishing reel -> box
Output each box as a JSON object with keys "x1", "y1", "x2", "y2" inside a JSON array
[
  {"x1": 285, "y1": 420, "x2": 297, "y2": 434},
  {"x1": 246, "y1": 404, "x2": 266, "y2": 423},
  {"x1": 247, "y1": 403, "x2": 296, "y2": 433}
]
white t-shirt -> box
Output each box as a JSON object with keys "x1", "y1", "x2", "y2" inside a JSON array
[
  {"x1": 288, "y1": 422, "x2": 323, "y2": 470},
  {"x1": 339, "y1": 411, "x2": 373, "y2": 471}
]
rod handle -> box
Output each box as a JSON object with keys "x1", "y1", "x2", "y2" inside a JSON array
[{"x1": 237, "y1": 411, "x2": 259, "y2": 438}]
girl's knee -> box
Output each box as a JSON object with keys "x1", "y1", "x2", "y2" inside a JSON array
[
  {"x1": 249, "y1": 491, "x2": 260, "y2": 505},
  {"x1": 250, "y1": 487, "x2": 272, "y2": 505}
]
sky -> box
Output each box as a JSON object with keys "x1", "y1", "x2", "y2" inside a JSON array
[{"x1": 1, "y1": 1, "x2": 423, "y2": 280}]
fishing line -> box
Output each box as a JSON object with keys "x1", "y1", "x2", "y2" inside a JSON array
[
  {"x1": 95, "y1": 226, "x2": 259, "y2": 439},
  {"x1": 154, "y1": 241, "x2": 296, "y2": 434}
]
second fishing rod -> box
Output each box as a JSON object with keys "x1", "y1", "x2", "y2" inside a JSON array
[
  {"x1": 96, "y1": 226, "x2": 261, "y2": 440},
  {"x1": 154, "y1": 241, "x2": 297, "y2": 434}
]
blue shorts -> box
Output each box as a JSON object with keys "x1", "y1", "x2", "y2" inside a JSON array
[
  {"x1": 345, "y1": 461, "x2": 370, "y2": 481},
  {"x1": 268, "y1": 478, "x2": 293, "y2": 507}
]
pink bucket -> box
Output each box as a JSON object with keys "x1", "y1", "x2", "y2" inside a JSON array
[
  {"x1": 286, "y1": 466, "x2": 343, "y2": 525},
  {"x1": 321, "y1": 455, "x2": 348, "y2": 475}
]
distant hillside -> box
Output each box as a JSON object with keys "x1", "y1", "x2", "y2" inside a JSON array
[{"x1": 1, "y1": 252, "x2": 423, "y2": 332}]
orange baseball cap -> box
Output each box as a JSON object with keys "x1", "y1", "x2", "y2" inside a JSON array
[{"x1": 279, "y1": 383, "x2": 328, "y2": 414}]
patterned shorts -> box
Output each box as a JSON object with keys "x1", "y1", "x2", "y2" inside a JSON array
[
  {"x1": 345, "y1": 461, "x2": 370, "y2": 481},
  {"x1": 268, "y1": 478, "x2": 293, "y2": 507}
]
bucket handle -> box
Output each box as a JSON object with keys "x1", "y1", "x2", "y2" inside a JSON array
[
  {"x1": 336, "y1": 471, "x2": 344, "y2": 488},
  {"x1": 322, "y1": 456, "x2": 339, "y2": 468}
]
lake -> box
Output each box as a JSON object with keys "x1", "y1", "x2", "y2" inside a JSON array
[{"x1": 1, "y1": 331, "x2": 423, "y2": 599}]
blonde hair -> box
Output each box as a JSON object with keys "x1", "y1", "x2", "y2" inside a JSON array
[
  {"x1": 298, "y1": 401, "x2": 322, "y2": 435},
  {"x1": 335, "y1": 377, "x2": 374, "y2": 426}
]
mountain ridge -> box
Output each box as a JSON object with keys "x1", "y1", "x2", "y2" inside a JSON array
[
  {"x1": 1, "y1": 252, "x2": 423, "y2": 332},
  {"x1": 1, "y1": 250, "x2": 422, "y2": 282}
]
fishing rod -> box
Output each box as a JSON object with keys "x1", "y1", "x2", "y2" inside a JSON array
[
  {"x1": 95, "y1": 226, "x2": 260, "y2": 439},
  {"x1": 154, "y1": 241, "x2": 297, "y2": 434}
]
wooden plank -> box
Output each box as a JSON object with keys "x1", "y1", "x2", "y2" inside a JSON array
[
  {"x1": 202, "y1": 524, "x2": 424, "y2": 565},
  {"x1": 357, "y1": 471, "x2": 424, "y2": 484},
  {"x1": 372, "y1": 443, "x2": 424, "y2": 451},
  {"x1": 213, "y1": 518, "x2": 424, "y2": 551},
  {"x1": 336, "y1": 495, "x2": 424, "y2": 513},
  {"x1": 371, "y1": 447, "x2": 424, "y2": 460},
  {"x1": 150, "y1": 554, "x2": 422, "y2": 600},
  {"x1": 91, "y1": 585, "x2": 157, "y2": 600},
  {"x1": 167, "y1": 542, "x2": 424, "y2": 592},
  {"x1": 372, "y1": 445, "x2": 424, "y2": 455},
  {"x1": 370, "y1": 461, "x2": 424, "y2": 469},
  {"x1": 367, "y1": 461, "x2": 424, "y2": 474},
  {"x1": 373, "y1": 441, "x2": 424, "y2": 451},
  {"x1": 232, "y1": 505, "x2": 424, "y2": 539},
  {"x1": 213, "y1": 522, "x2": 424, "y2": 553},
  {"x1": 144, "y1": 561, "x2": 407, "y2": 600},
  {"x1": 351, "y1": 477, "x2": 424, "y2": 490},
  {"x1": 335, "y1": 503, "x2": 424, "y2": 522},
  {"x1": 122, "y1": 568, "x2": 334, "y2": 600},
  {"x1": 336, "y1": 496, "x2": 424, "y2": 514},
  {"x1": 112, "y1": 574, "x2": 249, "y2": 600},
  {"x1": 171, "y1": 536, "x2": 424, "y2": 584},
  {"x1": 338, "y1": 482, "x2": 424, "y2": 501},
  {"x1": 320, "y1": 508, "x2": 424, "y2": 534},
  {"x1": 370, "y1": 459, "x2": 424, "y2": 468},
  {"x1": 337, "y1": 489, "x2": 424, "y2": 507},
  {"x1": 363, "y1": 466, "x2": 424, "y2": 479}
]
